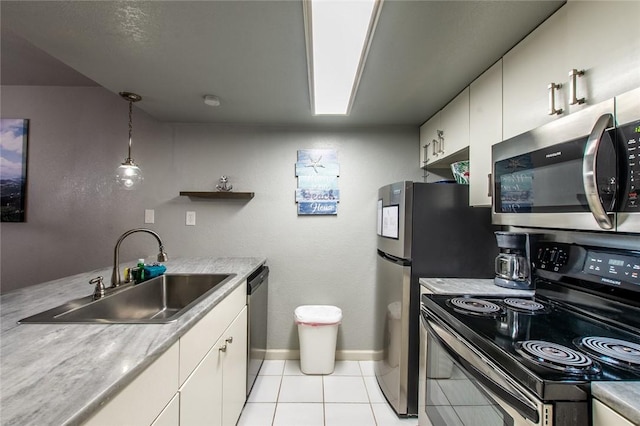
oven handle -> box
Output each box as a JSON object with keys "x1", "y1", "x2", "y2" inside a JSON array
[
  {"x1": 422, "y1": 312, "x2": 540, "y2": 424},
  {"x1": 583, "y1": 113, "x2": 615, "y2": 230}
]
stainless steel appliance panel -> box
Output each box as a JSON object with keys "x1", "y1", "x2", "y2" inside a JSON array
[
  {"x1": 492, "y1": 99, "x2": 615, "y2": 232},
  {"x1": 247, "y1": 265, "x2": 268, "y2": 396},
  {"x1": 375, "y1": 182, "x2": 497, "y2": 417},
  {"x1": 375, "y1": 251, "x2": 411, "y2": 415},
  {"x1": 616, "y1": 87, "x2": 640, "y2": 233}
]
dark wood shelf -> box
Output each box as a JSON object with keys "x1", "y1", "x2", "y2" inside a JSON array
[{"x1": 179, "y1": 191, "x2": 254, "y2": 200}]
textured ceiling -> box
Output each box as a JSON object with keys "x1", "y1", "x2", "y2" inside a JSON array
[{"x1": 1, "y1": 1, "x2": 564, "y2": 126}]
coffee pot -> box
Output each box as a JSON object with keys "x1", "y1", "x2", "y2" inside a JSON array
[{"x1": 494, "y1": 232, "x2": 536, "y2": 290}]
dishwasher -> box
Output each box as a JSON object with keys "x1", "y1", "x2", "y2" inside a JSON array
[{"x1": 246, "y1": 265, "x2": 269, "y2": 396}]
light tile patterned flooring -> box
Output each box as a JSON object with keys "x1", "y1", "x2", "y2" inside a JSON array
[{"x1": 238, "y1": 360, "x2": 418, "y2": 426}]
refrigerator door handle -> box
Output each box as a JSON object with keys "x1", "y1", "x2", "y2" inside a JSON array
[{"x1": 377, "y1": 249, "x2": 411, "y2": 266}]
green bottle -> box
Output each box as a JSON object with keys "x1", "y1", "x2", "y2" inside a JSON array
[{"x1": 137, "y1": 258, "x2": 145, "y2": 282}]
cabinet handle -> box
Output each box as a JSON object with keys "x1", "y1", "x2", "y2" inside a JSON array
[
  {"x1": 437, "y1": 130, "x2": 444, "y2": 154},
  {"x1": 432, "y1": 139, "x2": 438, "y2": 156},
  {"x1": 219, "y1": 344, "x2": 227, "y2": 352},
  {"x1": 487, "y1": 173, "x2": 493, "y2": 198},
  {"x1": 568, "y1": 69, "x2": 585, "y2": 105},
  {"x1": 423, "y1": 142, "x2": 430, "y2": 163},
  {"x1": 548, "y1": 82, "x2": 563, "y2": 115},
  {"x1": 225, "y1": 336, "x2": 233, "y2": 344}
]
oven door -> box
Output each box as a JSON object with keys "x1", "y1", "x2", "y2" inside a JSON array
[
  {"x1": 492, "y1": 98, "x2": 618, "y2": 232},
  {"x1": 419, "y1": 310, "x2": 549, "y2": 426}
]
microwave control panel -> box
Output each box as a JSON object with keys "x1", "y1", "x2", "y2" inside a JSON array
[{"x1": 621, "y1": 120, "x2": 639, "y2": 211}]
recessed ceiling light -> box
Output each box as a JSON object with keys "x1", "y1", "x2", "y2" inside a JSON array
[
  {"x1": 303, "y1": 0, "x2": 383, "y2": 116},
  {"x1": 204, "y1": 95, "x2": 221, "y2": 107}
]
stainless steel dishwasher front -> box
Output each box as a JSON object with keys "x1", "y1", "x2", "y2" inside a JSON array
[{"x1": 247, "y1": 265, "x2": 269, "y2": 396}]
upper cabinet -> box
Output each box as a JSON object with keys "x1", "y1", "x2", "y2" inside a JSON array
[
  {"x1": 503, "y1": 1, "x2": 640, "y2": 139},
  {"x1": 469, "y1": 60, "x2": 502, "y2": 207},
  {"x1": 419, "y1": 88, "x2": 470, "y2": 168}
]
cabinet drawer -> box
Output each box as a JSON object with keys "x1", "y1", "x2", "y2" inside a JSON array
[{"x1": 179, "y1": 282, "x2": 246, "y2": 384}]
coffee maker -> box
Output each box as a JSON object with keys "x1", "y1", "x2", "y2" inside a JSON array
[{"x1": 494, "y1": 232, "x2": 537, "y2": 290}]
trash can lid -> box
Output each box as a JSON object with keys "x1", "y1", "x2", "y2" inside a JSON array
[{"x1": 294, "y1": 305, "x2": 342, "y2": 325}]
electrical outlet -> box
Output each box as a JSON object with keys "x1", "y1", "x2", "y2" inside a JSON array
[
  {"x1": 186, "y1": 211, "x2": 196, "y2": 226},
  {"x1": 144, "y1": 209, "x2": 155, "y2": 224}
]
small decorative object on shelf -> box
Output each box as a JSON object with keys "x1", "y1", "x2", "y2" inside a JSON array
[{"x1": 216, "y1": 175, "x2": 233, "y2": 192}]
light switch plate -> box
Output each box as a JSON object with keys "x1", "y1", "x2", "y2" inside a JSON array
[
  {"x1": 186, "y1": 211, "x2": 196, "y2": 226},
  {"x1": 144, "y1": 209, "x2": 155, "y2": 224}
]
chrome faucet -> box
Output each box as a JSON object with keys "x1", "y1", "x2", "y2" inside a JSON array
[{"x1": 111, "y1": 228, "x2": 168, "y2": 286}]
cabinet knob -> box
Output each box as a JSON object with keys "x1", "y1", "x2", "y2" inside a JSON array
[
  {"x1": 225, "y1": 336, "x2": 233, "y2": 344},
  {"x1": 219, "y1": 344, "x2": 227, "y2": 352}
]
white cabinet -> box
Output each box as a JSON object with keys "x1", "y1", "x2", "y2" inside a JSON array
[
  {"x1": 593, "y1": 399, "x2": 634, "y2": 426},
  {"x1": 564, "y1": 1, "x2": 640, "y2": 110},
  {"x1": 502, "y1": 7, "x2": 568, "y2": 139},
  {"x1": 152, "y1": 394, "x2": 180, "y2": 426},
  {"x1": 84, "y1": 281, "x2": 248, "y2": 426},
  {"x1": 469, "y1": 60, "x2": 502, "y2": 207},
  {"x1": 419, "y1": 112, "x2": 441, "y2": 168},
  {"x1": 503, "y1": 1, "x2": 640, "y2": 140},
  {"x1": 419, "y1": 88, "x2": 470, "y2": 168},
  {"x1": 221, "y1": 308, "x2": 248, "y2": 426},
  {"x1": 179, "y1": 307, "x2": 247, "y2": 426},
  {"x1": 84, "y1": 343, "x2": 179, "y2": 426}
]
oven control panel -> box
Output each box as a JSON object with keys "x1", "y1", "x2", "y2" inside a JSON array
[
  {"x1": 584, "y1": 250, "x2": 640, "y2": 286},
  {"x1": 535, "y1": 245, "x2": 570, "y2": 272}
]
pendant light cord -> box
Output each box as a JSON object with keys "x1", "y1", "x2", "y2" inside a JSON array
[{"x1": 127, "y1": 100, "x2": 133, "y2": 160}]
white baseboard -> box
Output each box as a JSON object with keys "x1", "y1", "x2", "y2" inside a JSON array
[{"x1": 265, "y1": 349, "x2": 383, "y2": 361}]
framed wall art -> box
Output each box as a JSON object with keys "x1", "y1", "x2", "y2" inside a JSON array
[{"x1": 1, "y1": 119, "x2": 29, "y2": 222}]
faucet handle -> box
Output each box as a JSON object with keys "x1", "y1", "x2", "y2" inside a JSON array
[{"x1": 89, "y1": 276, "x2": 105, "y2": 300}]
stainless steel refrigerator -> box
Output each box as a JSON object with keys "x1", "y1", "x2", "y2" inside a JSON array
[{"x1": 375, "y1": 181, "x2": 497, "y2": 416}]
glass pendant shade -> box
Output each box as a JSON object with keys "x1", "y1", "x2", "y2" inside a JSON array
[
  {"x1": 116, "y1": 158, "x2": 143, "y2": 190},
  {"x1": 116, "y1": 91, "x2": 143, "y2": 190}
]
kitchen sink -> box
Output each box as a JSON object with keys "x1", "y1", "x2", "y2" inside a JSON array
[{"x1": 18, "y1": 273, "x2": 236, "y2": 324}]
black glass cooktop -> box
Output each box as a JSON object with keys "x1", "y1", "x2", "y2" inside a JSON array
[{"x1": 422, "y1": 293, "x2": 640, "y2": 400}]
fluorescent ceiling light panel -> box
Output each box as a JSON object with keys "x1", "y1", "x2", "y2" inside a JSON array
[{"x1": 305, "y1": 0, "x2": 382, "y2": 115}]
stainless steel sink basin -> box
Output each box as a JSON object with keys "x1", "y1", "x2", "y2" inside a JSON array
[{"x1": 18, "y1": 273, "x2": 236, "y2": 324}]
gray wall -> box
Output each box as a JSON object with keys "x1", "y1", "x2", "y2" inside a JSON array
[{"x1": 1, "y1": 85, "x2": 421, "y2": 351}]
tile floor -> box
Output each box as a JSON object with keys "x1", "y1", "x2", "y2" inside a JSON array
[{"x1": 238, "y1": 360, "x2": 418, "y2": 426}]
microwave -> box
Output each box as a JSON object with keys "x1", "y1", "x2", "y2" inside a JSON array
[{"x1": 492, "y1": 87, "x2": 639, "y2": 233}]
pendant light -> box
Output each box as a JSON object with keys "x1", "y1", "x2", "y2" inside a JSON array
[{"x1": 115, "y1": 91, "x2": 143, "y2": 190}]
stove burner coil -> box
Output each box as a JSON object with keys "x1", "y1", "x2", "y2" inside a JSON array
[
  {"x1": 516, "y1": 340, "x2": 598, "y2": 374},
  {"x1": 449, "y1": 297, "x2": 502, "y2": 316},
  {"x1": 503, "y1": 298, "x2": 545, "y2": 312},
  {"x1": 578, "y1": 337, "x2": 640, "y2": 368}
]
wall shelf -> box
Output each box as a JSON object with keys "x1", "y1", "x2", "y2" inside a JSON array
[{"x1": 179, "y1": 191, "x2": 254, "y2": 200}]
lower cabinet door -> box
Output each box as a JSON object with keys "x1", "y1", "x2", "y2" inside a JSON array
[
  {"x1": 179, "y1": 336, "x2": 224, "y2": 426},
  {"x1": 222, "y1": 307, "x2": 248, "y2": 426},
  {"x1": 151, "y1": 394, "x2": 179, "y2": 426}
]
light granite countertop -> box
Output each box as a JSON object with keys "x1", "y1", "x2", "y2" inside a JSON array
[
  {"x1": 420, "y1": 277, "x2": 535, "y2": 296},
  {"x1": 0, "y1": 257, "x2": 265, "y2": 426},
  {"x1": 421, "y1": 277, "x2": 640, "y2": 422},
  {"x1": 592, "y1": 382, "x2": 640, "y2": 424}
]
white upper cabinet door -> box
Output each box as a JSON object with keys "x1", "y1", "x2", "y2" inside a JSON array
[
  {"x1": 503, "y1": 6, "x2": 568, "y2": 140},
  {"x1": 564, "y1": 0, "x2": 640, "y2": 113},
  {"x1": 469, "y1": 60, "x2": 502, "y2": 207},
  {"x1": 439, "y1": 87, "x2": 470, "y2": 160},
  {"x1": 419, "y1": 111, "x2": 441, "y2": 168}
]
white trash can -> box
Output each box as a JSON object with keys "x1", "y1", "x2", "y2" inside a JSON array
[{"x1": 294, "y1": 305, "x2": 342, "y2": 375}]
